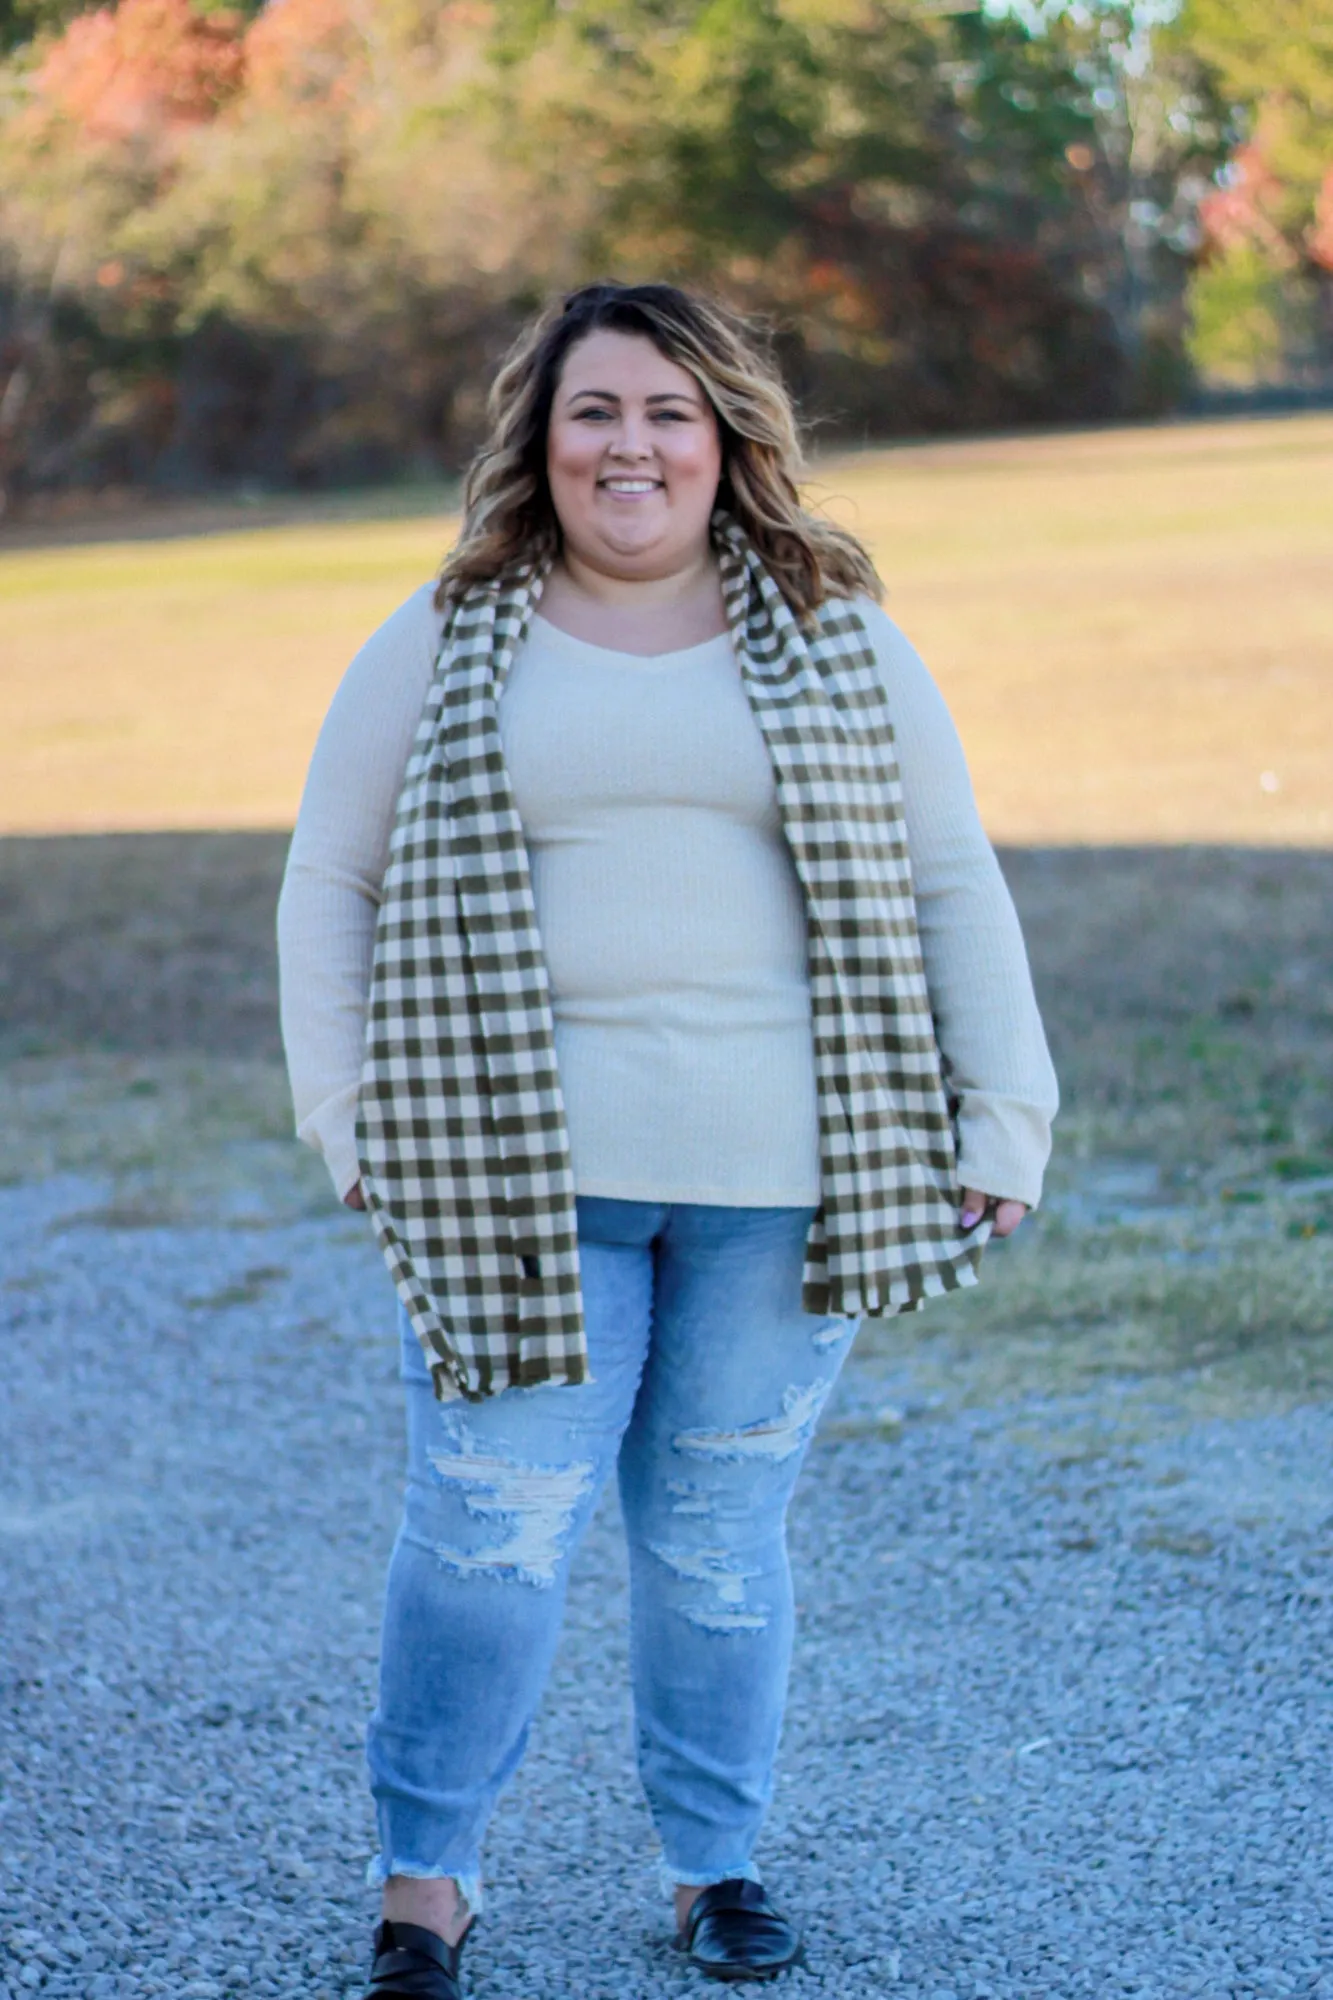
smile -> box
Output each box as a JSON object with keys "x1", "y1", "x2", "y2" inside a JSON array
[{"x1": 598, "y1": 477, "x2": 663, "y2": 495}]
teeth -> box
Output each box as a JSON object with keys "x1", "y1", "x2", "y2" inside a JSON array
[{"x1": 603, "y1": 479, "x2": 659, "y2": 493}]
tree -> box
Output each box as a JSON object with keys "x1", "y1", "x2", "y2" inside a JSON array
[
  {"x1": 0, "y1": 0, "x2": 1152, "y2": 502},
  {"x1": 482, "y1": 0, "x2": 1125, "y2": 423},
  {"x1": 0, "y1": 0, "x2": 263, "y2": 56},
  {"x1": 1180, "y1": 0, "x2": 1333, "y2": 243},
  {"x1": 0, "y1": 0, "x2": 86, "y2": 57},
  {"x1": 981, "y1": 2, "x2": 1232, "y2": 407},
  {"x1": 1176, "y1": 0, "x2": 1333, "y2": 376}
]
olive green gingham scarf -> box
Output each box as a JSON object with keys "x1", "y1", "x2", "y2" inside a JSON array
[{"x1": 356, "y1": 513, "x2": 987, "y2": 1402}]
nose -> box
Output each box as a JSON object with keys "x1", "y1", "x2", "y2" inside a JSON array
[{"x1": 608, "y1": 411, "x2": 654, "y2": 459}]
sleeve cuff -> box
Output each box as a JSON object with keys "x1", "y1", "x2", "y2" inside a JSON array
[
  {"x1": 955, "y1": 1091, "x2": 1055, "y2": 1210},
  {"x1": 295, "y1": 1084, "x2": 362, "y2": 1204}
]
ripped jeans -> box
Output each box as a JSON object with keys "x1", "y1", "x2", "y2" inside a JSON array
[{"x1": 365, "y1": 1197, "x2": 857, "y2": 1909}]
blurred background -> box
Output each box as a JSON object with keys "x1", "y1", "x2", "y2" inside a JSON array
[
  {"x1": 1, "y1": 0, "x2": 1331, "y2": 1406},
  {"x1": 3, "y1": 8, "x2": 1333, "y2": 1994},
  {"x1": 0, "y1": 0, "x2": 1331, "y2": 505}
]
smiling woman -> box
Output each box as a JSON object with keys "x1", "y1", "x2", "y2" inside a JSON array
[
  {"x1": 433, "y1": 282, "x2": 879, "y2": 623},
  {"x1": 274, "y1": 280, "x2": 1057, "y2": 1997},
  {"x1": 540, "y1": 330, "x2": 727, "y2": 652}
]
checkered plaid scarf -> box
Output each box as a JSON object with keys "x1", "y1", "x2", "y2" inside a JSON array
[{"x1": 357, "y1": 514, "x2": 985, "y2": 1401}]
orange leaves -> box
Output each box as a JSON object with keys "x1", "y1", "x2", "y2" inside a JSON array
[
  {"x1": 1199, "y1": 123, "x2": 1333, "y2": 272},
  {"x1": 27, "y1": 0, "x2": 373, "y2": 161},
  {"x1": 1198, "y1": 138, "x2": 1292, "y2": 264},
  {"x1": 1309, "y1": 166, "x2": 1333, "y2": 272},
  {"x1": 35, "y1": 0, "x2": 246, "y2": 146},
  {"x1": 243, "y1": 0, "x2": 364, "y2": 111}
]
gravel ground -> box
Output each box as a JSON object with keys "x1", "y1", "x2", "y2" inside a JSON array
[{"x1": 3, "y1": 1175, "x2": 1332, "y2": 2000}]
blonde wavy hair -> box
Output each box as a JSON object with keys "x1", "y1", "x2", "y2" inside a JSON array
[{"x1": 436, "y1": 282, "x2": 881, "y2": 620}]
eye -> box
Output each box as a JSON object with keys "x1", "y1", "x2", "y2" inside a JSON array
[{"x1": 573, "y1": 406, "x2": 614, "y2": 422}]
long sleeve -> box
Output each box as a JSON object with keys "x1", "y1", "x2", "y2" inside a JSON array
[
  {"x1": 859, "y1": 600, "x2": 1059, "y2": 1208},
  {"x1": 276, "y1": 584, "x2": 444, "y2": 1198},
  {"x1": 277, "y1": 580, "x2": 1056, "y2": 1213}
]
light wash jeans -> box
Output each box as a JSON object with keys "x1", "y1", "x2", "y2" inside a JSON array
[{"x1": 365, "y1": 1197, "x2": 858, "y2": 1910}]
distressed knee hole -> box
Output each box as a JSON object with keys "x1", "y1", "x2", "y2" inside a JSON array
[
  {"x1": 427, "y1": 1424, "x2": 593, "y2": 1588},
  {"x1": 666, "y1": 1478, "x2": 713, "y2": 1518},
  {"x1": 648, "y1": 1540, "x2": 769, "y2": 1635},
  {"x1": 681, "y1": 1606, "x2": 770, "y2": 1634},
  {"x1": 671, "y1": 1378, "x2": 832, "y2": 1465},
  {"x1": 811, "y1": 1316, "x2": 856, "y2": 1352}
]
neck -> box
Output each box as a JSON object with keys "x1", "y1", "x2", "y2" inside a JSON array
[{"x1": 556, "y1": 541, "x2": 716, "y2": 609}]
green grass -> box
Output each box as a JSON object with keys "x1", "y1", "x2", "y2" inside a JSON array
[
  {"x1": 855, "y1": 1193, "x2": 1333, "y2": 1439},
  {"x1": 5, "y1": 985, "x2": 1330, "y2": 1439},
  {"x1": 851, "y1": 992, "x2": 1333, "y2": 1437},
  {"x1": 0, "y1": 1055, "x2": 331, "y2": 1228}
]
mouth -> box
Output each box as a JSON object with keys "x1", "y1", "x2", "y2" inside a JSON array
[{"x1": 598, "y1": 476, "x2": 663, "y2": 496}]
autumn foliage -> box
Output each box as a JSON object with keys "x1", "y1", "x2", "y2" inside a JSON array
[
  {"x1": 0, "y1": 0, "x2": 1327, "y2": 506},
  {"x1": 35, "y1": 0, "x2": 245, "y2": 143}
]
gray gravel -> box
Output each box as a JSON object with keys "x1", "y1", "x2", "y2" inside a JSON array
[{"x1": 3, "y1": 1175, "x2": 1332, "y2": 2000}]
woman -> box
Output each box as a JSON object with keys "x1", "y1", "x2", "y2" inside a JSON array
[{"x1": 278, "y1": 281, "x2": 1057, "y2": 1997}]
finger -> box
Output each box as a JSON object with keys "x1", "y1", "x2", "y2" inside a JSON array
[
  {"x1": 960, "y1": 1188, "x2": 987, "y2": 1229},
  {"x1": 960, "y1": 1191, "x2": 1029, "y2": 1236},
  {"x1": 343, "y1": 1182, "x2": 367, "y2": 1211}
]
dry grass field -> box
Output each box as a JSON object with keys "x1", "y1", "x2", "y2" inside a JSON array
[
  {"x1": 1, "y1": 412, "x2": 1331, "y2": 843},
  {"x1": 819, "y1": 415, "x2": 1333, "y2": 847},
  {"x1": 2, "y1": 413, "x2": 1331, "y2": 1444}
]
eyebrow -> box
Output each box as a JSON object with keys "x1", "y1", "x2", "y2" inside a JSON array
[{"x1": 564, "y1": 387, "x2": 702, "y2": 406}]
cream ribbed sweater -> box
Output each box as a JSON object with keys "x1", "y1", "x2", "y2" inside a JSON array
[{"x1": 277, "y1": 586, "x2": 1057, "y2": 1208}]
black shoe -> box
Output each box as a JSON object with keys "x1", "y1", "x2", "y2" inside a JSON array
[
  {"x1": 678, "y1": 1879, "x2": 804, "y2": 1983},
  {"x1": 363, "y1": 1918, "x2": 469, "y2": 1999}
]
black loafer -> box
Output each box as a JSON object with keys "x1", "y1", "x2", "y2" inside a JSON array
[
  {"x1": 363, "y1": 1918, "x2": 469, "y2": 1999},
  {"x1": 679, "y1": 1879, "x2": 803, "y2": 1982}
]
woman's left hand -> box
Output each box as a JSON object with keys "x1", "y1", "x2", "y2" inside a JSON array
[{"x1": 961, "y1": 1189, "x2": 1028, "y2": 1238}]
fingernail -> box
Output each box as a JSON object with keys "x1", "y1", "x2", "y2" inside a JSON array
[{"x1": 961, "y1": 1209, "x2": 980, "y2": 1228}]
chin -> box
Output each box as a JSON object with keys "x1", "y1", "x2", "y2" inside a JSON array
[
  {"x1": 593, "y1": 526, "x2": 669, "y2": 563},
  {"x1": 606, "y1": 520, "x2": 663, "y2": 546}
]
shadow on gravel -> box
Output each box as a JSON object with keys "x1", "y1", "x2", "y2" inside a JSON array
[
  {"x1": 4, "y1": 831, "x2": 1332, "y2": 1070},
  {"x1": 4, "y1": 836, "x2": 1333, "y2": 2000},
  {"x1": 4, "y1": 835, "x2": 1332, "y2": 1406},
  {"x1": 0, "y1": 831, "x2": 290, "y2": 1059}
]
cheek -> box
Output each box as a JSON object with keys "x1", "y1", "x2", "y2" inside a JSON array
[
  {"x1": 547, "y1": 420, "x2": 600, "y2": 485},
  {"x1": 665, "y1": 427, "x2": 722, "y2": 488}
]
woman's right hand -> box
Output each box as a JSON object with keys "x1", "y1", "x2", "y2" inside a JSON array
[
  {"x1": 960, "y1": 1187, "x2": 1027, "y2": 1238},
  {"x1": 343, "y1": 1180, "x2": 367, "y2": 1211}
]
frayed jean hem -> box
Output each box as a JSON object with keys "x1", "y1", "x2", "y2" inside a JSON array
[
  {"x1": 364, "y1": 1856, "x2": 484, "y2": 1917},
  {"x1": 657, "y1": 1857, "x2": 762, "y2": 1899}
]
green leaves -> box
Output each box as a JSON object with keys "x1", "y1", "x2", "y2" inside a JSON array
[
  {"x1": 0, "y1": 0, "x2": 83, "y2": 58},
  {"x1": 0, "y1": 0, "x2": 1242, "y2": 494},
  {"x1": 1178, "y1": 0, "x2": 1333, "y2": 238}
]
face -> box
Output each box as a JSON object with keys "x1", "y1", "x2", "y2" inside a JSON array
[{"x1": 545, "y1": 327, "x2": 723, "y2": 579}]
